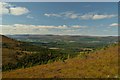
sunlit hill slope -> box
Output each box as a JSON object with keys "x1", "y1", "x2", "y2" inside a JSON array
[{"x1": 2, "y1": 36, "x2": 119, "y2": 78}]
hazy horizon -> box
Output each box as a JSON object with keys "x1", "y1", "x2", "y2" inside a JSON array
[{"x1": 1, "y1": 34, "x2": 119, "y2": 37}]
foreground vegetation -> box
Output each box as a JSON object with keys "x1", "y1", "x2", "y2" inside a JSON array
[
  {"x1": 2, "y1": 35, "x2": 79, "y2": 71},
  {"x1": 2, "y1": 42, "x2": 119, "y2": 78},
  {"x1": 2, "y1": 35, "x2": 119, "y2": 78}
]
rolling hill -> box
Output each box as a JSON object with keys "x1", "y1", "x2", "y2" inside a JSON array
[
  {"x1": 2, "y1": 35, "x2": 28, "y2": 67},
  {"x1": 7, "y1": 35, "x2": 118, "y2": 57},
  {"x1": 1, "y1": 35, "x2": 74, "y2": 71},
  {"x1": 2, "y1": 35, "x2": 52, "y2": 70},
  {"x1": 2, "y1": 42, "x2": 119, "y2": 78}
]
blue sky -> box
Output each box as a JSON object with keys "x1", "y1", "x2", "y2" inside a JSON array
[{"x1": 1, "y1": 2, "x2": 118, "y2": 36}]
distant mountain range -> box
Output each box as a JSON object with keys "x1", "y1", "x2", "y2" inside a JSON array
[{"x1": 6, "y1": 34, "x2": 118, "y2": 49}]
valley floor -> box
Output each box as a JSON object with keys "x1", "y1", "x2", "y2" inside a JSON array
[{"x1": 2, "y1": 45, "x2": 119, "y2": 78}]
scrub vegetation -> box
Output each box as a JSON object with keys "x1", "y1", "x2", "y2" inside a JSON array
[{"x1": 1, "y1": 35, "x2": 119, "y2": 78}]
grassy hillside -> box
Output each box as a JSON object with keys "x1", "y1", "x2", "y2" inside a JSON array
[
  {"x1": 2, "y1": 35, "x2": 22, "y2": 65},
  {"x1": 2, "y1": 35, "x2": 77, "y2": 71},
  {"x1": 2, "y1": 43, "x2": 119, "y2": 78}
]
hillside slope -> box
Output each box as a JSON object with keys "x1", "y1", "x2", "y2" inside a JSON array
[
  {"x1": 2, "y1": 43, "x2": 119, "y2": 78},
  {"x1": 2, "y1": 35, "x2": 26, "y2": 66},
  {"x1": 2, "y1": 35, "x2": 74, "y2": 72},
  {"x1": 2, "y1": 35, "x2": 53, "y2": 70},
  {"x1": 2, "y1": 35, "x2": 20, "y2": 44}
]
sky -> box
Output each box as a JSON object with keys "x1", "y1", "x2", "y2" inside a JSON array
[{"x1": 0, "y1": 2, "x2": 118, "y2": 36}]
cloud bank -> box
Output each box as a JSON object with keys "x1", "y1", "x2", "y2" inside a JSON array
[
  {"x1": 44, "y1": 11, "x2": 117, "y2": 20},
  {"x1": 2, "y1": 24, "x2": 88, "y2": 34}
]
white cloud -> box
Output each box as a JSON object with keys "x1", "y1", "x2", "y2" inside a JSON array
[
  {"x1": 44, "y1": 11, "x2": 117, "y2": 20},
  {"x1": 56, "y1": 25, "x2": 68, "y2": 29},
  {"x1": 12, "y1": 24, "x2": 68, "y2": 29},
  {"x1": 44, "y1": 13, "x2": 61, "y2": 17},
  {"x1": 80, "y1": 14, "x2": 93, "y2": 20},
  {"x1": 61, "y1": 11, "x2": 79, "y2": 19},
  {"x1": 65, "y1": 29, "x2": 75, "y2": 32},
  {"x1": 2, "y1": 24, "x2": 88, "y2": 34},
  {"x1": 44, "y1": 11, "x2": 79, "y2": 19},
  {"x1": 72, "y1": 25, "x2": 87, "y2": 28},
  {"x1": 0, "y1": 2, "x2": 9, "y2": 15},
  {"x1": 77, "y1": 13, "x2": 116, "y2": 20},
  {"x1": 109, "y1": 23, "x2": 118, "y2": 27},
  {"x1": 0, "y1": 2, "x2": 29, "y2": 16},
  {"x1": 80, "y1": 14, "x2": 116, "y2": 20},
  {"x1": 2, "y1": 24, "x2": 68, "y2": 34},
  {"x1": 92, "y1": 14, "x2": 116, "y2": 20},
  {"x1": 10, "y1": 7, "x2": 29, "y2": 16}
]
